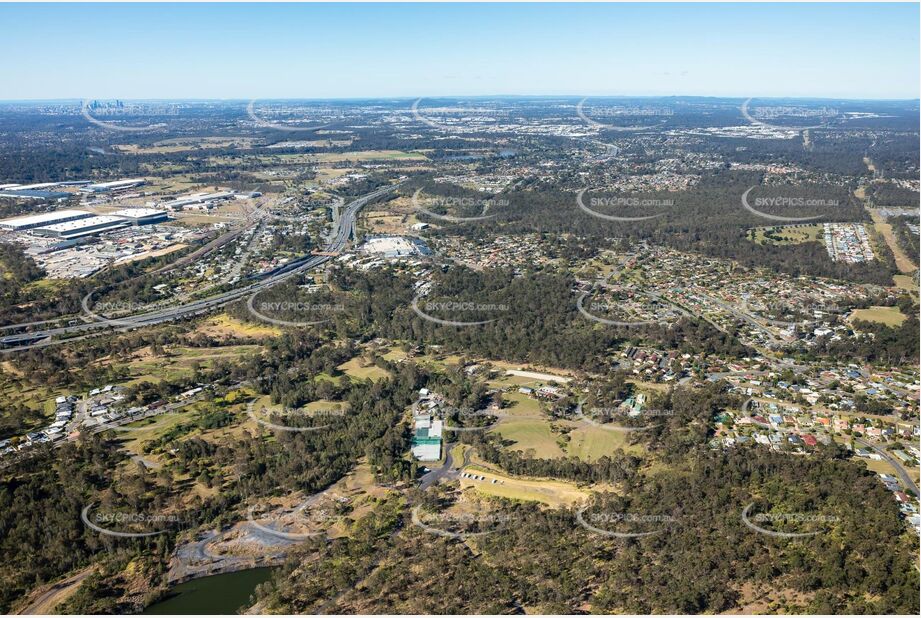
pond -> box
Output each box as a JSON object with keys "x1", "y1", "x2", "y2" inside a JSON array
[{"x1": 143, "y1": 567, "x2": 275, "y2": 615}]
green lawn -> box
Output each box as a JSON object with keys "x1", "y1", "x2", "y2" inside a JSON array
[
  {"x1": 748, "y1": 224, "x2": 824, "y2": 246},
  {"x1": 337, "y1": 357, "x2": 391, "y2": 382},
  {"x1": 849, "y1": 306, "x2": 908, "y2": 327},
  {"x1": 490, "y1": 418, "x2": 565, "y2": 458},
  {"x1": 563, "y1": 423, "x2": 645, "y2": 460}
]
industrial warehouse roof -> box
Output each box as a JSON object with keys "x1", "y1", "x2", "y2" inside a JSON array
[
  {"x1": 0, "y1": 209, "x2": 91, "y2": 229},
  {"x1": 112, "y1": 208, "x2": 167, "y2": 218},
  {"x1": 37, "y1": 215, "x2": 127, "y2": 233}
]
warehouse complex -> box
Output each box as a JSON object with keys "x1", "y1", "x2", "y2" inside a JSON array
[
  {"x1": 1, "y1": 208, "x2": 168, "y2": 238},
  {"x1": 32, "y1": 215, "x2": 131, "y2": 240},
  {"x1": 0, "y1": 209, "x2": 94, "y2": 231},
  {"x1": 80, "y1": 178, "x2": 147, "y2": 194},
  {"x1": 112, "y1": 208, "x2": 169, "y2": 225}
]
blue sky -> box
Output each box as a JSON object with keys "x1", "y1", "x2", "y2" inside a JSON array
[{"x1": 0, "y1": 2, "x2": 918, "y2": 100}]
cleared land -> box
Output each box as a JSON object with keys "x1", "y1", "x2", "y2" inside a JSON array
[
  {"x1": 195, "y1": 313, "x2": 282, "y2": 339},
  {"x1": 867, "y1": 209, "x2": 917, "y2": 274},
  {"x1": 337, "y1": 357, "x2": 391, "y2": 382},
  {"x1": 748, "y1": 224, "x2": 824, "y2": 246},
  {"x1": 460, "y1": 464, "x2": 592, "y2": 507},
  {"x1": 562, "y1": 422, "x2": 645, "y2": 459},
  {"x1": 314, "y1": 150, "x2": 427, "y2": 163},
  {"x1": 490, "y1": 417, "x2": 565, "y2": 458},
  {"x1": 848, "y1": 306, "x2": 908, "y2": 327}
]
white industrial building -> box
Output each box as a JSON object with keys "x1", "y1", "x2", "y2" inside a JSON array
[
  {"x1": 80, "y1": 178, "x2": 147, "y2": 193},
  {"x1": 111, "y1": 208, "x2": 168, "y2": 225},
  {"x1": 160, "y1": 191, "x2": 236, "y2": 210},
  {"x1": 33, "y1": 215, "x2": 130, "y2": 240},
  {"x1": 0, "y1": 209, "x2": 93, "y2": 231}
]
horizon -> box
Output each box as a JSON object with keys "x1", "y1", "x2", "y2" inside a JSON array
[
  {"x1": 3, "y1": 94, "x2": 920, "y2": 103},
  {"x1": 0, "y1": 3, "x2": 918, "y2": 100}
]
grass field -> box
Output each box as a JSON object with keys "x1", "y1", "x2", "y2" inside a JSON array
[
  {"x1": 126, "y1": 344, "x2": 263, "y2": 383},
  {"x1": 848, "y1": 306, "x2": 908, "y2": 327},
  {"x1": 490, "y1": 417, "x2": 565, "y2": 458},
  {"x1": 748, "y1": 224, "x2": 824, "y2": 246},
  {"x1": 460, "y1": 465, "x2": 592, "y2": 507},
  {"x1": 314, "y1": 150, "x2": 427, "y2": 163},
  {"x1": 115, "y1": 137, "x2": 258, "y2": 154},
  {"x1": 337, "y1": 357, "x2": 391, "y2": 382},
  {"x1": 499, "y1": 391, "x2": 544, "y2": 416},
  {"x1": 892, "y1": 274, "x2": 919, "y2": 301},
  {"x1": 563, "y1": 422, "x2": 645, "y2": 459},
  {"x1": 195, "y1": 313, "x2": 282, "y2": 339},
  {"x1": 860, "y1": 457, "x2": 900, "y2": 477},
  {"x1": 867, "y1": 209, "x2": 917, "y2": 274}
]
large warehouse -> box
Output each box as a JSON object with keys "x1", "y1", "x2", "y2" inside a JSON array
[
  {"x1": 0, "y1": 209, "x2": 93, "y2": 231},
  {"x1": 33, "y1": 215, "x2": 130, "y2": 240},
  {"x1": 112, "y1": 208, "x2": 168, "y2": 225},
  {"x1": 80, "y1": 178, "x2": 147, "y2": 193}
]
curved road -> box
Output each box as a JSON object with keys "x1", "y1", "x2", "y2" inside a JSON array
[{"x1": 855, "y1": 437, "x2": 919, "y2": 496}]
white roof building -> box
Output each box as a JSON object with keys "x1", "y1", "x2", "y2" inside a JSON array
[{"x1": 0, "y1": 209, "x2": 92, "y2": 231}]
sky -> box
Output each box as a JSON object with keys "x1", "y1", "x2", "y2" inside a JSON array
[{"x1": 0, "y1": 2, "x2": 918, "y2": 100}]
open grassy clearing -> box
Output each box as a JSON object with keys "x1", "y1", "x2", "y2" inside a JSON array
[
  {"x1": 867, "y1": 209, "x2": 917, "y2": 274},
  {"x1": 125, "y1": 344, "x2": 263, "y2": 383},
  {"x1": 115, "y1": 137, "x2": 259, "y2": 154},
  {"x1": 314, "y1": 150, "x2": 427, "y2": 163},
  {"x1": 892, "y1": 274, "x2": 918, "y2": 295},
  {"x1": 499, "y1": 390, "x2": 544, "y2": 416},
  {"x1": 460, "y1": 464, "x2": 593, "y2": 507},
  {"x1": 748, "y1": 224, "x2": 824, "y2": 246},
  {"x1": 378, "y1": 347, "x2": 465, "y2": 369},
  {"x1": 337, "y1": 357, "x2": 391, "y2": 382},
  {"x1": 562, "y1": 422, "x2": 646, "y2": 459},
  {"x1": 195, "y1": 313, "x2": 282, "y2": 339},
  {"x1": 489, "y1": 417, "x2": 565, "y2": 458},
  {"x1": 848, "y1": 306, "x2": 908, "y2": 327}
]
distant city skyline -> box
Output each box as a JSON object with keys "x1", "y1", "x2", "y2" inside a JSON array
[{"x1": 0, "y1": 2, "x2": 918, "y2": 101}]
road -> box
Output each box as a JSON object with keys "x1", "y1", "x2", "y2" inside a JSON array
[
  {"x1": 15, "y1": 567, "x2": 94, "y2": 615},
  {"x1": 0, "y1": 184, "x2": 397, "y2": 353},
  {"x1": 418, "y1": 442, "x2": 456, "y2": 490},
  {"x1": 854, "y1": 437, "x2": 919, "y2": 495}
]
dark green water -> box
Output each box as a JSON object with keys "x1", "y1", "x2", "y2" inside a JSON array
[{"x1": 143, "y1": 567, "x2": 274, "y2": 615}]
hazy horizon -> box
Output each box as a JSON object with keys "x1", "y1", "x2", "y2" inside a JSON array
[{"x1": 0, "y1": 3, "x2": 918, "y2": 100}]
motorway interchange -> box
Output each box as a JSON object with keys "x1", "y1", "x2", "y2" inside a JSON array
[{"x1": 0, "y1": 184, "x2": 398, "y2": 353}]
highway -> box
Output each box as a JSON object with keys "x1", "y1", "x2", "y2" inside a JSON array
[{"x1": 1, "y1": 184, "x2": 397, "y2": 353}]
